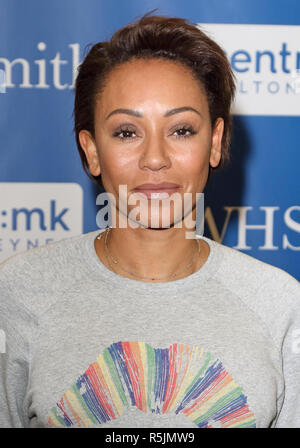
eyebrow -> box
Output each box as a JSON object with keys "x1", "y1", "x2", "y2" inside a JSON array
[{"x1": 105, "y1": 106, "x2": 203, "y2": 121}]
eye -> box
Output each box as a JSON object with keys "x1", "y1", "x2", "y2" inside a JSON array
[
  {"x1": 173, "y1": 125, "x2": 196, "y2": 139},
  {"x1": 112, "y1": 126, "x2": 137, "y2": 141}
]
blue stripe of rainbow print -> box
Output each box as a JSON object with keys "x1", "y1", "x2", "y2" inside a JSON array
[{"x1": 47, "y1": 341, "x2": 256, "y2": 428}]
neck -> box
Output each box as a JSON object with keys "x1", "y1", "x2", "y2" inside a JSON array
[{"x1": 95, "y1": 224, "x2": 209, "y2": 282}]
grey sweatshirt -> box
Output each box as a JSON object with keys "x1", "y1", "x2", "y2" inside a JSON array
[{"x1": 0, "y1": 229, "x2": 299, "y2": 428}]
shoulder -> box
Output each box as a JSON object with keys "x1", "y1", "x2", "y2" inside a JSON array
[
  {"x1": 206, "y1": 236, "x2": 298, "y2": 289},
  {"x1": 203, "y1": 236, "x2": 300, "y2": 346},
  {"x1": 0, "y1": 231, "x2": 99, "y2": 317}
]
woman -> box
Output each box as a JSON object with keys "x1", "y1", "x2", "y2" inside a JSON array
[{"x1": 0, "y1": 13, "x2": 299, "y2": 428}]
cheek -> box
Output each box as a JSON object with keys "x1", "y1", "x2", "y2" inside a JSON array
[
  {"x1": 100, "y1": 150, "x2": 136, "y2": 185},
  {"x1": 175, "y1": 143, "x2": 210, "y2": 177}
]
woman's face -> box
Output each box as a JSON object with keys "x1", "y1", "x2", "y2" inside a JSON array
[{"x1": 79, "y1": 58, "x2": 224, "y2": 229}]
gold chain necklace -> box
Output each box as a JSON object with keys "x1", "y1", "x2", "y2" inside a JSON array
[{"x1": 96, "y1": 227, "x2": 201, "y2": 282}]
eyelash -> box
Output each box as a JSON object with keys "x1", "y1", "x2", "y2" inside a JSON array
[{"x1": 112, "y1": 125, "x2": 196, "y2": 141}]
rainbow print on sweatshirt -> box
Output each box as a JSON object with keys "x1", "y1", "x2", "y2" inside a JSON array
[{"x1": 47, "y1": 341, "x2": 256, "y2": 428}]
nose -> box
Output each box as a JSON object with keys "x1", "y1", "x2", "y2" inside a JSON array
[{"x1": 138, "y1": 133, "x2": 171, "y2": 172}]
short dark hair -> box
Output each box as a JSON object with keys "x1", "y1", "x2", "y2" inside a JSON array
[{"x1": 73, "y1": 11, "x2": 236, "y2": 189}]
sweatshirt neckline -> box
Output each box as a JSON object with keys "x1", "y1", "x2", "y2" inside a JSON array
[{"x1": 83, "y1": 228, "x2": 222, "y2": 293}]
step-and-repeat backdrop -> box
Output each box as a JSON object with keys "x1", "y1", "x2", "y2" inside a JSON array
[{"x1": 0, "y1": 0, "x2": 299, "y2": 280}]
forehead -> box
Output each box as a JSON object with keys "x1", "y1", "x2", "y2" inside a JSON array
[{"x1": 95, "y1": 58, "x2": 208, "y2": 115}]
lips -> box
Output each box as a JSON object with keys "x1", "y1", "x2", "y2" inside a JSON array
[
  {"x1": 133, "y1": 182, "x2": 181, "y2": 190},
  {"x1": 132, "y1": 182, "x2": 182, "y2": 199}
]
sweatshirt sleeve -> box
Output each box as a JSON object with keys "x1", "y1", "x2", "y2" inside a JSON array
[
  {"x1": 274, "y1": 276, "x2": 300, "y2": 428},
  {"x1": 0, "y1": 325, "x2": 29, "y2": 427},
  {"x1": 0, "y1": 273, "x2": 34, "y2": 428}
]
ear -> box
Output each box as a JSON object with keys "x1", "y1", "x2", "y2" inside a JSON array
[
  {"x1": 78, "y1": 130, "x2": 101, "y2": 176},
  {"x1": 209, "y1": 117, "x2": 224, "y2": 168}
]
